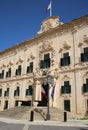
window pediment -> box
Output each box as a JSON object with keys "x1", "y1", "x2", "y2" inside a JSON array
[
  {"x1": 39, "y1": 41, "x2": 54, "y2": 53},
  {"x1": 59, "y1": 41, "x2": 71, "y2": 53},
  {"x1": 27, "y1": 53, "x2": 35, "y2": 61},
  {"x1": 84, "y1": 35, "x2": 88, "y2": 43}
]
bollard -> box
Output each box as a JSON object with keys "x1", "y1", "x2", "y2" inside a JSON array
[
  {"x1": 64, "y1": 111, "x2": 67, "y2": 122},
  {"x1": 30, "y1": 110, "x2": 34, "y2": 121}
]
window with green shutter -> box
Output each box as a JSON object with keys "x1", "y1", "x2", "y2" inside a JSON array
[
  {"x1": 6, "y1": 68, "x2": 11, "y2": 78},
  {"x1": 4, "y1": 88, "x2": 9, "y2": 97},
  {"x1": 81, "y1": 47, "x2": 88, "y2": 62},
  {"x1": 61, "y1": 81, "x2": 71, "y2": 94},
  {"x1": 60, "y1": 52, "x2": 70, "y2": 66},
  {"x1": 0, "y1": 89, "x2": 2, "y2": 97},
  {"x1": 14, "y1": 87, "x2": 20, "y2": 96},
  {"x1": 0, "y1": 70, "x2": 4, "y2": 79},
  {"x1": 83, "y1": 79, "x2": 88, "y2": 93},
  {"x1": 40, "y1": 53, "x2": 50, "y2": 69},
  {"x1": 26, "y1": 85, "x2": 33, "y2": 96},
  {"x1": 15, "y1": 65, "x2": 22, "y2": 76},
  {"x1": 26, "y1": 62, "x2": 33, "y2": 73}
]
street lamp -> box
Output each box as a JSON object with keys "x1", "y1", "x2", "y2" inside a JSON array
[{"x1": 44, "y1": 74, "x2": 53, "y2": 120}]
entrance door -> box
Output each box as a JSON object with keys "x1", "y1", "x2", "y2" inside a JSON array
[{"x1": 64, "y1": 100, "x2": 70, "y2": 112}]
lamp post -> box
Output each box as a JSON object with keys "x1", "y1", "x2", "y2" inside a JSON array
[{"x1": 44, "y1": 74, "x2": 53, "y2": 120}]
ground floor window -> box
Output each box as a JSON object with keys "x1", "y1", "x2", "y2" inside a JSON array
[
  {"x1": 15, "y1": 100, "x2": 18, "y2": 107},
  {"x1": 4, "y1": 100, "x2": 8, "y2": 110},
  {"x1": 64, "y1": 100, "x2": 70, "y2": 112}
]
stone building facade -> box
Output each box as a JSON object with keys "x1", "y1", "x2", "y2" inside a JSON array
[{"x1": 0, "y1": 14, "x2": 88, "y2": 116}]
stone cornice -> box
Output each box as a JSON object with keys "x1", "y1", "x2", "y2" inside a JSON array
[{"x1": 0, "y1": 14, "x2": 88, "y2": 56}]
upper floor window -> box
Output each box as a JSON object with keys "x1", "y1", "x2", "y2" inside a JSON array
[
  {"x1": 0, "y1": 70, "x2": 4, "y2": 79},
  {"x1": 15, "y1": 65, "x2": 21, "y2": 76},
  {"x1": 40, "y1": 53, "x2": 50, "y2": 69},
  {"x1": 4, "y1": 88, "x2": 9, "y2": 97},
  {"x1": 81, "y1": 47, "x2": 88, "y2": 62},
  {"x1": 61, "y1": 81, "x2": 71, "y2": 94},
  {"x1": 26, "y1": 85, "x2": 33, "y2": 96},
  {"x1": 0, "y1": 88, "x2": 2, "y2": 97},
  {"x1": 60, "y1": 52, "x2": 70, "y2": 66},
  {"x1": 14, "y1": 87, "x2": 20, "y2": 96},
  {"x1": 83, "y1": 79, "x2": 88, "y2": 93},
  {"x1": 6, "y1": 68, "x2": 11, "y2": 78},
  {"x1": 26, "y1": 62, "x2": 33, "y2": 73}
]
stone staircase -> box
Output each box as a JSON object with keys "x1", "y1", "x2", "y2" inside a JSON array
[{"x1": 0, "y1": 106, "x2": 78, "y2": 121}]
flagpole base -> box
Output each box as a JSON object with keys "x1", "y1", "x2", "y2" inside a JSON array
[{"x1": 46, "y1": 114, "x2": 50, "y2": 120}]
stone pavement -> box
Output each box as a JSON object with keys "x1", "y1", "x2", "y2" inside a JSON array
[{"x1": 0, "y1": 117, "x2": 88, "y2": 128}]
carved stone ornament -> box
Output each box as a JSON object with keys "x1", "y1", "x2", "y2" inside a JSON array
[
  {"x1": 30, "y1": 53, "x2": 35, "y2": 59},
  {"x1": 83, "y1": 71, "x2": 88, "y2": 78},
  {"x1": 16, "y1": 57, "x2": 23, "y2": 64},
  {"x1": 37, "y1": 16, "x2": 63, "y2": 34},
  {"x1": 2, "y1": 63, "x2": 6, "y2": 68},
  {"x1": 27, "y1": 53, "x2": 35, "y2": 61},
  {"x1": 59, "y1": 48, "x2": 63, "y2": 53},
  {"x1": 59, "y1": 41, "x2": 71, "y2": 53},
  {"x1": 84, "y1": 35, "x2": 88, "y2": 43},
  {"x1": 62, "y1": 75, "x2": 70, "y2": 81},
  {"x1": 9, "y1": 60, "x2": 14, "y2": 65},
  {"x1": 19, "y1": 57, "x2": 23, "y2": 63},
  {"x1": 63, "y1": 41, "x2": 71, "y2": 50},
  {"x1": 27, "y1": 79, "x2": 33, "y2": 85},
  {"x1": 39, "y1": 41, "x2": 53, "y2": 53},
  {"x1": 33, "y1": 67, "x2": 42, "y2": 78},
  {"x1": 78, "y1": 42, "x2": 83, "y2": 47}
]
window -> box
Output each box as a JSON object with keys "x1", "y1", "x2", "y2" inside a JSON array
[
  {"x1": 40, "y1": 53, "x2": 50, "y2": 69},
  {"x1": 4, "y1": 100, "x2": 8, "y2": 110},
  {"x1": 81, "y1": 47, "x2": 88, "y2": 62},
  {"x1": 0, "y1": 89, "x2": 2, "y2": 97},
  {"x1": 26, "y1": 85, "x2": 33, "y2": 96},
  {"x1": 15, "y1": 65, "x2": 21, "y2": 76},
  {"x1": 6, "y1": 68, "x2": 11, "y2": 78},
  {"x1": 27, "y1": 62, "x2": 33, "y2": 73},
  {"x1": 83, "y1": 78, "x2": 88, "y2": 93},
  {"x1": 0, "y1": 70, "x2": 4, "y2": 79},
  {"x1": 15, "y1": 100, "x2": 18, "y2": 107},
  {"x1": 61, "y1": 81, "x2": 71, "y2": 94},
  {"x1": 60, "y1": 52, "x2": 70, "y2": 66},
  {"x1": 14, "y1": 87, "x2": 20, "y2": 96},
  {"x1": 64, "y1": 100, "x2": 70, "y2": 112},
  {"x1": 4, "y1": 88, "x2": 9, "y2": 97}
]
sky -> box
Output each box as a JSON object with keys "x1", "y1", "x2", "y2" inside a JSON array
[{"x1": 0, "y1": 0, "x2": 88, "y2": 51}]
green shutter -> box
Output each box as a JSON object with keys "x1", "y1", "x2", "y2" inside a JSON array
[
  {"x1": 40, "y1": 60, "x2": 44, "y2": 69},
  {"x1": 44, "y1": 53, "x2": 50, "y2": 60},
  {"x1": 0, "y1": 89, "x2": 2, "y2": 96},
  {"x1": 61, "y1": 86, "x2": 64, "y2": 94}
]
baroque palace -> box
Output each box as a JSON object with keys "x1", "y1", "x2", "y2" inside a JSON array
[{"x1": 0, "y1": 14, "x2": 88, "y2": 117}]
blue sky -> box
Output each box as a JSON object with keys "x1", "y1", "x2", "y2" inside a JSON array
[{"x1": 0, "y1": 0, "x2": 88, "y2": 51}]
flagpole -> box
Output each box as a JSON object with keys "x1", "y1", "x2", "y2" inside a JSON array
[{"x1": 50, "y1": 1, "x2": 52, "y2": 16}]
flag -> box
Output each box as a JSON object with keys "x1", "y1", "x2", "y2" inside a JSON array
[
  {"x1": 41, "y1": 86, "x2": 45, "y2": 98},
  {"x1": 46, "y1": 1, "x2": 51, "y2": 12},
  {"x1": 51, "y1": 83, "x2": 56, "y2": 100}
]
